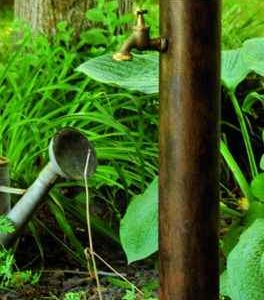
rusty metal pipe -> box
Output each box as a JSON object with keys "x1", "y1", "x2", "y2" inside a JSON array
[{"x1": 159, "y1": 1, "x2": 221, "y2": 299}]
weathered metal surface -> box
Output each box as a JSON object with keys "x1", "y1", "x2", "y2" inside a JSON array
[
  {"x1": 113, "y1": 9, "x2": 167, "y2": 61},
  {"x1": 159, "y1": 1, "x2": 221, "y2": 299},
  {"x1": 0, "y1": 128, "x2": 96, "y2": 247},
  {"x1": 0, "y1": 156, "x2": 11, "y2": 214}
]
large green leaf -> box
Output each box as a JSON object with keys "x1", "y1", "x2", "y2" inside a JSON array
[
  {"x1": 221, "y1": 38, "x2": 264, "y2": 90},
  {"x1": 77, "y1": 38, "x2": 264, "y2": 94},
  {"x1": 242, "y1": 38, "x2": 264, "y2": 77},
  {"x1": 77, "y1": 53, "x2": 159, "y2": 94},
  {"x1": 221, "y1": 219, "x2": 264, "y2": 300},
  {"x1": 120, "y1": 177, "x2": 158, "y2": 263},
  {"x1": 221, "y1": 49, "x2": 249, "y2": 91},
  {"x1": 251, "y1": 173, "x2": 264, "y2": 201}
]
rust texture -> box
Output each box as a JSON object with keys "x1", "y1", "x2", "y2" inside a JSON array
[
  {"x1": 0, "y1": 156, "x2": 10, "y2": 215},
  {"x1": 159, "y1": 1, "x2": 221, "y2": 299}
]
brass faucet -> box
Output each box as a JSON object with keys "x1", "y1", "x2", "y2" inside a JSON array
[{"x1": 113, "y1": 9, "x2": 168, "y2": 61}]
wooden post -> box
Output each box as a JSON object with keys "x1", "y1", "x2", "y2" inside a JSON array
[
  {"x1": 159, "y1": 1, "x2": 221, "y2": 299},
  {"x1": 0, "y1": 157, "x2": 11, "y2": 215}
]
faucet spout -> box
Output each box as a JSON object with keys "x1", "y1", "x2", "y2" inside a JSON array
[{"x1": 113, "y1": 9, "x2": 168, "y2": 61}]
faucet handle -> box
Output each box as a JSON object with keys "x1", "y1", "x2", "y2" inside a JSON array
[
  {"x1": 135, "y1": 9, "x2": 148, "y2": 29},
  {"x1": 136, "y1": 9, "x2": 148, "y2": 16}
]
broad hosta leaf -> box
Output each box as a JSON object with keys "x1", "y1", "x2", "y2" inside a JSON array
[
  {"x1": 251, "y1": 173, "x2": 264, "y2": 201},
  {"x1": 244, "y1": 202, "x2": 264, "y2": 228},
  {"x1": 221, "y1": 49, "x2": 249, "y2": 90},
  {"x1": 221, "y1": 219, "x2": 264, "y2": 300},
  {"x1": 242, "y1": 38, "x2": 264, "y2": 77},
  {"x1": 120, "y1": 177, "x2": 158, "y2": 263},
  {"x1": 77, "y1": 53, "x2": 159, "y2": 94},
  {"x1": 77, "y1": 38, "x2": 264, "y2": 94}
]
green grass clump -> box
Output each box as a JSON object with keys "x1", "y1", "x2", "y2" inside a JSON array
[
  {"x1": 0, "y1": 22, "x2": 158, "y2": 263},
  {"x1": 0, "y1": 215, "x2": 39, "y2": 288},
  {"x1": 222, "y1": 0, "x2": 264, "y2": 49}
]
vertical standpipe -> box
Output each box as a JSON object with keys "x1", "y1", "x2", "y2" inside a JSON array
[
  {"x1": 159, "y1": 1, "x2": 221, "y2": 299},
  {"x1": 0, "y1": 157, "x2": 10, "y2": 215}
]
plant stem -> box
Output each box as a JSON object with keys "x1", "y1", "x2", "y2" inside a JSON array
[
  {"x1": 228, "y1": 91, "x2": 258, "y2": 178},
  {"x1": 220, "y1": 140, "x2": 253, "y2": 202},
  {"x1": 84, "y1": 149, "x2": 103, "y2": 300},
  {"x1": 220, "y1": 202, "x2": 242, "y2": 217}
]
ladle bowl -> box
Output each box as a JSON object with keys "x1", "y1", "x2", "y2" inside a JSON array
[
  {"x1": 49, "y1": 127, "x2": 97, "y2": 179},
  {"x1": 0, "y1": 127, "x2": 96, "y2": 247}
]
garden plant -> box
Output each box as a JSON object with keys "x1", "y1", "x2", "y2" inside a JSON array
[{"x1": 0, "y1": 0, "x2": 263, "y2": 299}]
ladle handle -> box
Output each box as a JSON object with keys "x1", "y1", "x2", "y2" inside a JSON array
[{"x1": 0, "y1": 162, "x2": 57, "y2": 247}]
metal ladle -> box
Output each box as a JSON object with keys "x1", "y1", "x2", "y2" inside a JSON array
[{"x1": 0, "y1": 127, "x2": 96, "y2": 247}]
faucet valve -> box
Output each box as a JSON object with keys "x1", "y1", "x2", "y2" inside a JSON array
[{"x1": 113, "y1": 9, "x2": 168, "y2": 61}]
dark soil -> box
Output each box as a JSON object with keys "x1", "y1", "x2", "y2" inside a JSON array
[
  {"x1": 0, "y1": 231, "x2": 159, "y2": 300},
  {"x1": 0, "y1": 266, "x2": 158, "y2": 300}
]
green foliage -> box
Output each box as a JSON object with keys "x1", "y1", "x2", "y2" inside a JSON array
[
  {"x1": 261, "y1": 155, "x2": 264, "y2": 171},
  {"x1": 220, "y1": 140, "x2": 253, "y2": 201},
  {"x1": 221, "y1": 49, "x2": 249, "y2": 91},
  {"x1": 82, "y1": 0, "x2": 133, "y2": 50},
  {"x1": 0, "y1": 1, "x2": 263, "y2": 298},
  {"x1": 220, "y1": 219, "x2": 264, "y2": 300},
  {"x1": 0, "y1": 8, "x2": 13, "y2": 59},
  {"x1": 251, "y1": 173, "x2": 264, "y2": 201},
  {"x1": 122, "y1": 288, "x2": 138, "y2": 300},
  {"x1": 221, "y1": 39, "x2": 264, "y2": 186},
  {"x1": 0, "y1": 216, "x2": 15, "y2": 288},
  {"x1": 120, "y1": 177, "x2": 158, "y2": 263},
  {"x1": 78, "y1": 38, "x2": 264, "y2": 94},
  {"x1": 48, "y1": 200, "x2": 85, "y2": 262},
  {"x1": 242, "y1": 92, "x2": 264, "y2": 115},
  {"x1": 222, "y1": 0, "x2": 264, "y2": 49},
  {"x1": 0, "y1": 215, "x2": 15, "y2": 233},
  {"x1": 63, "y1": 291, "x2": 86, "y2": 300},
  {"x1": 222, "y1": 38, "x2": 264, "y2": 90},
  {"x1": 122, "y1": 286, "x2": 158, "y2": 300},
  {"x1": 0, "y1": 215, "x2": 39, "y2": 288},
  {"x1": 79, "y1": 38, "x2": 263, "y2": 262},
  {"x1": 0, "y1": 21, "x2": 158, "y2": 264},
  {"x1": 77, "y1": 52, "x2": 159, "y2": 94},
  {"x1": 261, "y1": 132, "x2": 264, "y2": 171},
  {"x1": 77, "y1": 52, "x2": 158, "y2": 94}
]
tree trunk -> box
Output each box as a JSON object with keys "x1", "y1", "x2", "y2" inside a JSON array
[
  {"x1": 0, "y1": 0, "x2": 13, "y2": 8},
  {"x1": 14, "y1": 0, "x2": 94, "y2": 36},
  {"x1": 118, "y1": 0, "x2": 133, "y2": 15}
]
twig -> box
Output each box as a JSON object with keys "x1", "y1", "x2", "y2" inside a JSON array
[
  {"x1": 42, "y1": 269, "x2": 126, "y2": 277},
  {"x1": 84, "y1": 149, "x2": 103, "y2": 300},
  {"x1": 86, "y1": 248, "x2": 144, "y2": 296}
]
